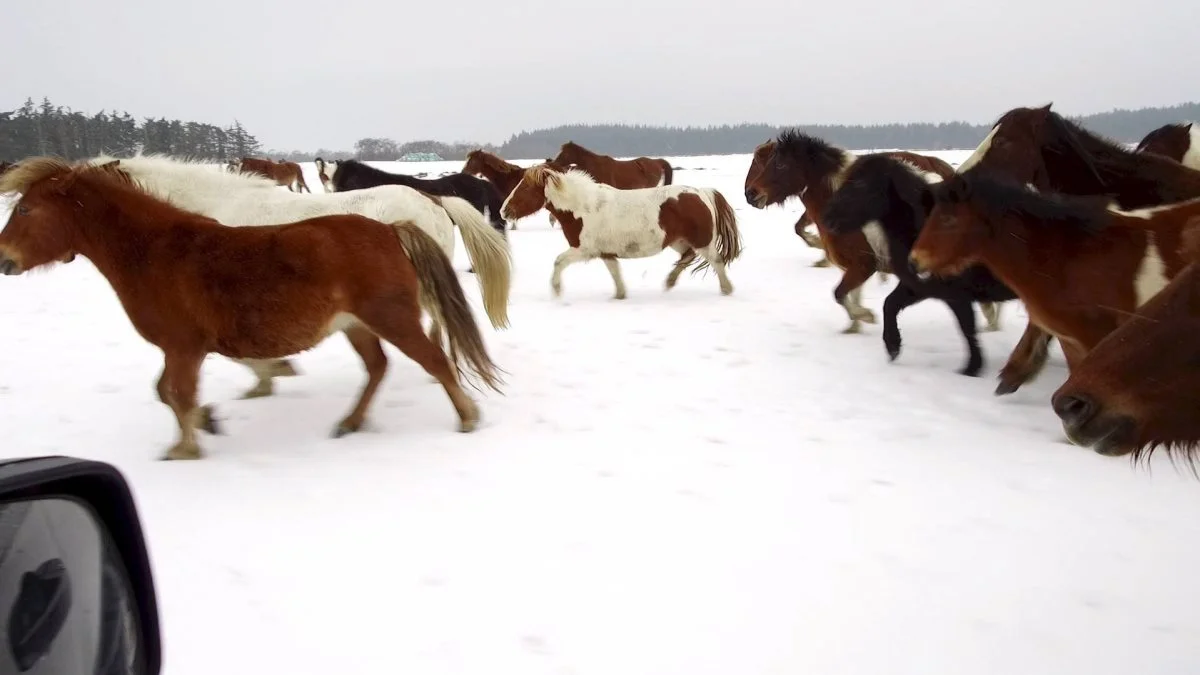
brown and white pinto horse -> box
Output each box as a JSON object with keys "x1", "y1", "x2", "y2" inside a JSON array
[
  {"x1": 1135, "y1": 122, "x2": 1200, "y2": 170},
  {"x1": 911, "y1": 172, "x2": 1197, "y2": 381},
  {"x1": 460, "y1": 150, "x2": 559, "y2": 229},
  {"x1": 742, "y1": 131, "x2": 974, "y2": 334},
  {"x1": 0, "y1": 157, "x2": 503, "y2": 460},
  {"x1": 957, "y1": 103, "x2": 1200, "y2": 394},
  {"x1": 1051, "y1": 223, "x2": 1200, "y2": 462},
  {"x1": 229, "y1": 157, "x2": 312, "y2": 193},
  {"x1": 500, "y1": 166, "x2": 742, "y2": 299},
  {"x1": 550, "y1": 141, "x2": 673, "y2": 189}
]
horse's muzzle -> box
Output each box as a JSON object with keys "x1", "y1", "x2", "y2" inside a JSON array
[{"x1": 0, "y1": 256, "x2": 21, "y2": 276}]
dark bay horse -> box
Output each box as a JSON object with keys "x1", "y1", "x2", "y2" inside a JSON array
[
  {"x1": 0, "y1": 157, "x2": 503, "y2": 460},
  {"x1": 461, "y1": 150, "x2": 561, "y2": 229},
  {"x1": 956, "y1": 103, "x2": 1200, "y2": 394},
  {"x1": 1136, "y1": 122, "x2": 1200, "y2": 169}
]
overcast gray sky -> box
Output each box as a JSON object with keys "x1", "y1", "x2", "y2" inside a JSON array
[{"x1": 5, "y1": 0, "x2": 1195, "y2": 150}]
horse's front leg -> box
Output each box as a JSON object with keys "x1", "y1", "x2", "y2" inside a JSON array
[
  {"x1": 550, "y1": 247, "x2": 588, "y2": 298},
  {"x1": 880, "y1": 283, "x2": 923, "y2": 361},
  {"x1": 831, "y1": 257, "x2": 877, "y2": 334},
  {"x1": 945, "y1": 294, "x2": 984, "y2": 377},
  {"x1": 159, "y1": 350, "x2": 209, "y2": 460},
  {"x1": 996, "y1": 321, "x2": 1053, "y2": 395},
  {"x1": 600, "y1": 255, "x2": 628, "y2": 299}
]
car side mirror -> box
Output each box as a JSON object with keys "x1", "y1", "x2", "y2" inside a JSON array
[{"x1": 0, "y1": 457, "x2": 160, "y2": 675}]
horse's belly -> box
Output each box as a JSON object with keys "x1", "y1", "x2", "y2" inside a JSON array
[{"x1": 579, "y1": 223, "x2": 663, "y2": 259}]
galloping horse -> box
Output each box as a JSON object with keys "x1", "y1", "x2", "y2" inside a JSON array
[
  {"x1": 316, "y1": 158, "x2": 506, "y2": 237},
  {"x1": 743, "y1": 131, "x2": 981, "y2": 335},
  {"x1": 820, "y1": 154, "x2": 1018, "y2": 377},
  {"x1": 550, "y1": 141, "x2": 673, "y2": 189},
  {"x1": 228, "y1": 157, "x2": 312, "y2": 193},
  {"x1": 1050, "y1": 223, "x2": 1200, "y2": 462},
  {"x1": 0, "y1": 157, "x2": 503, "y2": 460},
  {"x1": 461, "y1": 150, "x2": 561, "y2": 229},
  {"x1": 87, "y1": 154, "x2": 512, "y2": 400},
  {"x1": 501, "y1": 166, "x2": 742, "y2": 299},
  {"x1": 911, "y1": 172, "x2": 1196, "y2": 377},
  {"x1": 956, "y1": 103, "x2": 1200, "y2": 394},
  {"x1": 1136, "y1": 122, "x2": 1200, "y2": 169}
]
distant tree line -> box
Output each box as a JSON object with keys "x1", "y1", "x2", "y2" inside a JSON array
[
  {"x1": 263, "y1": 101, "x2": 1200, "y2": 162},
  {"x1": 0, "y1": 97, "x2": 262, "y2": 162}
]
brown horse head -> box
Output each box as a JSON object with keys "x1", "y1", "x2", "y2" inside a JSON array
[
  {"x1": 552, "y1": 142, "x2": 586, "y2": 166},
  {"x1": 500, "y1": 165, "x2": 557, "y2": 221},
  {"x1": 1135, "y1": 122, "x2": 1193, "y2": 162},
  {"x1": 743, "y1": 129, "x2": 850, "y2": 209},
  {"x1": 956, "y1": 104, "x2": 1062, "y2": 187},
  {"x1": 461, "y1": 150, "x2": 488, "y2": 176},
  {"x1": 1051, "y1": 222, "x2": 1200, "y2": 461},
  {"x1": 743, "y1": 141, "x2": 775, "y2": 207},
  {"x1": 0, "y1": 158, "x2": 105, "y2": 274}
]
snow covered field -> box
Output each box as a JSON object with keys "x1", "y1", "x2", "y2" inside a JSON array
[{"x1": 2, "y1": 150, "x2": 1200, "y2": 675}]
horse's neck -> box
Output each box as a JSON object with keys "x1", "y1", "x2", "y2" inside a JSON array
[{"x1": 545, "y1": 177, "x2": 600, "y2": 213}]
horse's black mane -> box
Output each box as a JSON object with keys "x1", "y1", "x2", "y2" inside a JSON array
[
  {"x1": 821, "y1": 153, "x2": 934, "y2": 237},
  {"x1": 936, "y1": 172, "x2": 1113, "y2": 235},
  {"x1": 773, "y1": 128, "x2": 850, "y2": 177}
]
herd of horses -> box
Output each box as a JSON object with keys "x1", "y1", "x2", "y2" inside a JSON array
[{"x1": 1, "y1": 110, "x2": 1199, "y2": 471}]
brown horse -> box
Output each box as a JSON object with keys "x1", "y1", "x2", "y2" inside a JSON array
[
  {"x1": 500, "y1": 166, "x2": 742, "y2": 299},
  {"x1": 460, "y1": 150, "x2": 560, "y2": 229},
  {"x1": 1050, "y1": 224, "x2": 1200, "y2": 461},
  {"x1": 229, "y1": 157, "x2": 312, "y2": 193},
  {"x1": 911, "y1": 172, "x2": 1198, "y2": 378},
  {"x1": 0, "y1": 157, "x2": 503, "y2": 460},
  {"x1": 550, "y1": 141, "x2": 673, "y2": 189},
  {"x1": 957, "y1": 103, "x2": 1200, "y2": 394},
  {"x1": 1135, "y1": 122, "x2": 1200, "y2": 170},
  {"x1": 742, "y1": 131, "x2": 974, "y2": 334}
]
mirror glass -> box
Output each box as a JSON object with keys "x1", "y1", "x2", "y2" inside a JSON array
[{"x1": 0, "y1": 497, "x2": 143, "y2": 674}]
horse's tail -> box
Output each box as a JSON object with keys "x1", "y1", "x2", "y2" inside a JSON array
[
  {"x1": 694, "y1": 189, "x2": 744, "y2": 273},
  {"x1": 390, "y1": 221, "x2": 505, "y2": 393},
  {"x1": 295, "y1": 170, "x2": 312, "y2": 194},
  {"x1": 438, "y1": 195, "x2": 513, "y2": 330},
  {"x1": 660, "y1": 159, "x2": 674, "y2": 186}
]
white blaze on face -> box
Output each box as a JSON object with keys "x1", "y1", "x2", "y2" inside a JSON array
[
  {"x1": 320, "y1": 161, "x2": 339, "y2": 191},
  {"x1": 957, "y1": 124, "x2": 1000, "y2": 173}
]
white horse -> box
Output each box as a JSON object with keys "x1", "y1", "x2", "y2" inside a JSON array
[
  {"x1": 500, "y1": 165, "x2": 743, "y2": 299},
  {"x1": 86, "y1": 154, "x2": 512, "y2": 399}
]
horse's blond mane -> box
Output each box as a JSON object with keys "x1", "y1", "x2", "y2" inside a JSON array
[{"x1": 0, "y1": 157, "x2": 74, "y2": 195}]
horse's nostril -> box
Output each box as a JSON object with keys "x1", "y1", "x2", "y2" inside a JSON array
[{"x1": 1053, "y1": 393, "x2": 1096, "y2": 428}]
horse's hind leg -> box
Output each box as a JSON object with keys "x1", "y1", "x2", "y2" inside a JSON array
[
  {"x1": 996, "y1": 322, "x2": 1053, "y2": 395},
  {"x1": 832, "y1": 261, "x2": 876, "y2": 334},
  {"x1": 332, "y1": 324, "x2": 389, "y2": 437},
  {"x1": 664, "y1": 244, "x2": 697, "y2": 290},
  {"x1": 600, "y1": 255, "x2": 628, "y2": 299},
  {"x1": 359, "y1": 306, "x2": 480, "y2": 433},
  {"x1": 695, "y1": 244, "x2": 734, "y2": 295},
  {"x1": 234, "y1": 358, "x2": 300, "y2": 399}
]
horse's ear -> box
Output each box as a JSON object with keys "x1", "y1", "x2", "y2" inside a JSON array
[{"x1": 1186, "y1": 122, "x2": 1194, "y2": 132}]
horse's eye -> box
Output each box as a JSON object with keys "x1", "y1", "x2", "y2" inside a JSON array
[{"x1": 15, "y1": 205, "x2": 29, "y2": 216}]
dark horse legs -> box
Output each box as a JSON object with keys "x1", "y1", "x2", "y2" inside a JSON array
[{"x1": 882, "y1": 283, "x2": 984, "y2": 377}]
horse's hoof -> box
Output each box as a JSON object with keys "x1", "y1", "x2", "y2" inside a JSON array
[
  {"x1": 994, "y1": 380, "x2": 1020, "y2": 396},
  {"x1": 198, "y1": 405, "x2": 222, "y2": 435},
  {"x1": 458, "y1": 417, "x2": 478, "y2": 433},
  {"x1": 959, "y1": 365, "x2": 983, "y2": 378},
  {"x1": 886, "y1": 347, "x2": 901, "y2": 362},
  {"x1": 161, "y1": 444, "x2": 203, "y2": 461},
  {"x1": 841, "y1": 323, "x2": 862, "y2": 335},
  {"x1": 272, "y1": 359, "x2": 301, "y2": 377},
  {"x1": 857, "y1": 311, "x2": 877, "y2": 324},
  {"x1": 239, "y1": 384, "x2": 273, "y2": 400}
]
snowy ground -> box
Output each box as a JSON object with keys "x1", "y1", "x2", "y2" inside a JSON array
[{"x1": 2, "y1": 151, "x2": 1200, "y2": 675}]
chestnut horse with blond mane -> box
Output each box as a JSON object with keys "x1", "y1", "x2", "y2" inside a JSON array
[
  {"x1": 461, "y1": 150, "x2": 561, "y2": 229},
  {"x1": 1051, "y1": 223, "x2": 1200, "y2": 463},
  {"x1": 550, "y1": 142, "x2": 673, "y2": 189},
  {"x1": 229, "y1": 157, "x2": 312, "y2": 193},
  {"x1": 501, "y1": 165, "x2": 742, "y2": 299},
  {"x1": 0, "y1": 157, "x2": 503, "y2": 460}
]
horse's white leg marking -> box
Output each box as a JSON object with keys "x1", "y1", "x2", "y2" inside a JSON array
[
  {"x1": 957, "y1": 124, "x2": 1000, "y2": 173},
  {"x1": 1135, "y1": 233, "x2": 1170, "y2": 306},
  {"x1": 601, "y1": 258, "x2": 628, "y2": 299},
  {"x1": 981, "y1": 302, "x2": 1002, "y2": 331},
  {"x1": 551, "y1": 248, "x2": 590, "y2": 297},
  {"x1": 236, "y1": 358, "x2": 277, "y2": 399},
  {"x1": 664, "y1": 242, "x2": 696, "y2": 290},
  {"x1": 694, "y1": 245, "x2": 734, "y2": 296}
]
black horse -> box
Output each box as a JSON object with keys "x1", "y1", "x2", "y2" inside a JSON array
[
  {"x1": 323, "y1": 159, "x2": 507, "y2": 237},
  {"x1": 821, "y1": 153, "x2": 1018, "y2": 377}
]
